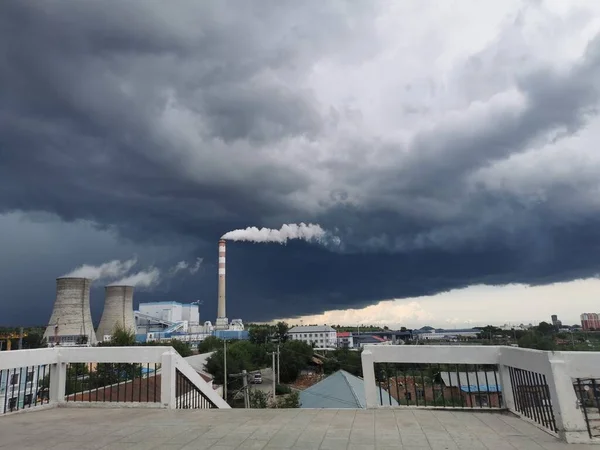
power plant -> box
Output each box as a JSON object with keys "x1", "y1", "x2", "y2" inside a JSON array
[
  {"x1": 43, "y1": 278, "x2": 98, "y2": 346},
  {"x1": 40, "y1": 240, "x2": 246, "y2": 348},
  {"x1": 96, "y1": 285, "x2": 135, "y2": 342}
]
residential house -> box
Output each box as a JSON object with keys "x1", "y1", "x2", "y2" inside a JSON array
[{"x1": 337, "y1": 332, "x2": 354, "y2": 349}]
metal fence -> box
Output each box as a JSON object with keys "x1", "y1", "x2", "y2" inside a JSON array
[
  {"x1": 175, "y1": 369, "x2": 217, "y2": 409},
  {"x1": 507, "y1": 366, "x2": 556, "y2": 433},
  {"x1": 64, "y1": 362, "x2": 161, "y2": 403},
  {"x1": 573, "y1": 378, "x2": 600, "y2": 438},
  {"x1": 1, "y1": 365, "x2": 50, "y2": 414},
  {"x1": 374, "y1": 363, "x2": 502, "y2": 409}
]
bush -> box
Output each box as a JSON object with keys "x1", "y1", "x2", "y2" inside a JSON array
[
  {"x1": 249, "y1": 390, "x2": 268, "y2": 408},
  {"x1": 276, "y1": 384, "x2": 291, "y2": 395},
  {"x1": 276, "y1": 391, "x2": 301, "y2": 408}
]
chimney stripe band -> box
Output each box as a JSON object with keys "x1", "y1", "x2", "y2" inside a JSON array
[{"x1": 218, "y1": 268, "x2": 225, "y2": 275}]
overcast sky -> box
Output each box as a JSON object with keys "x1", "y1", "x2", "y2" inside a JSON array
[{"x1": 2, "y1": 0, "x2": 600, "y2": 327}]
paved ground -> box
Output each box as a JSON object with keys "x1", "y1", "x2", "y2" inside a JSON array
[{"x1": 0, "y1": 407, "x2": 595, "y2": 450}]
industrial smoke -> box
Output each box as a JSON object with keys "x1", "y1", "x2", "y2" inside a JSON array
[
  {"x1": 62, "y1": 258, "x2": 137, "y2": 280},
  {"x1": 221, "y1": 223, "x2": 339, "y2": 245},
  {"x1": 170, "y1": 257, "x2": 203, "y2": 275},
  {"x1": 109, "y1": 267, "x2": 160, "y2": 288}
]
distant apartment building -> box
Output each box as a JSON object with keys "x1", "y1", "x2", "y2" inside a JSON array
[
  {"x1": 581, "y1": 313, "x2": 600, "y2": 331},
  {"x1": 288, "y1": 326, "x2": 337, "y2": 348},
  {"x1": 337, "y1": 332, "x2": 354, "y2": 348}
]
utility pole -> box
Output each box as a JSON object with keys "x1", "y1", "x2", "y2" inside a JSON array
[
  {"x1": 229, "y1": 370, "x2": 250, "y2": 408},
  {"x1": 223, "y1": 340, "x2": 227, "y2": 401},
  {"x1": 272, "y1": 351, "x2": 276, "y2": 405},
  {"x1": 277, "y1": 344, "x2": 280, "y2": 384},
  {"x1": 242, "y1": 370, "x2": 249, "y2": 408}
]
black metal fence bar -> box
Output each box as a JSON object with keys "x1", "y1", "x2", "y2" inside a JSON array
[
  {"x1": 1, "y1": 364, "x2": 51, "y2": 415},
  {"x1": 175, "y1": 369, "x2": 216, "y2": 409},
  {"x1": 62, "y1": 362, "x2": 160, "y2": 404},
  {"x1": 373, "y1": 363, "x2": 501, "y2": 409},
  {"x1": 573, "y1": 377, "x2": 600, "y2": 438},
  {"x1": 507, "y1": 366, "x2": 556, "y2": 433}
]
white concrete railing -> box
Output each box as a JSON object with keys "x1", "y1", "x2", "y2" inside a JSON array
[
  {"x1": 0, "y1": 346, "x2": 229, "y2": 413},
  {"x1": 361, "y1": 345, "x2": 600, "y2": 444}
]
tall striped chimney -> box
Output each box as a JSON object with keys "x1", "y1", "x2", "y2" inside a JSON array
[{"x1": 217, "y1": 239, "x2": 226, "y2": 318}]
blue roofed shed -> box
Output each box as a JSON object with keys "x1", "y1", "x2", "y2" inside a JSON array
[{"x1": 300, "y1": 370, "x2": 398, "y2": 408}]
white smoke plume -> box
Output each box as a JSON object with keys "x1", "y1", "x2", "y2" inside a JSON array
[
  {"x1": 109, "y1": 267, "x2": 161, "y2": 288},
  {"x1": 189, "y1": 257, "x2": 203, "y2": 274},
  {"x1": 63, "y1": 258, "x2": 137, "y2": 280},
  {"x1": 170, "y1": 257, "x2": 203, "y2": 275},
  {"x1": 221, "y1": 223, "x2": 340, "y2": 245},
  {"x1": 171, "y1": 260, "x2": 189, "y2": 274}
]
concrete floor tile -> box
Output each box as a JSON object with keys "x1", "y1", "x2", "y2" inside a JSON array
[
  {"x1": 0, "y1": 408, "x2": 589, "y2": 450},
  {"x1": 241, "y1": 440, "x2": 269, "y2": 449},
  {"x1": 291, "y1": 442, "x2": 321, "y2": 450},
  {"x1": 319, "y1": 438, "x2": 350, "y2": 450}
]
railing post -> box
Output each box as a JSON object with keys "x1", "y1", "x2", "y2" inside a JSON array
[
  {"x1": 49, "y1": 349, "x2": 66, "y2": 404},
  {"x1": 498, "y1": 364, "x2": 515, "y2": 410},
  {"x1": 361, "y1": 349, "x2": 378, "y2": 408},
  {"x1": 160, "y1": 350, "x2": 176, "y2": 409},
  {"x1": 545, "y1": 356, "x2": 588, "y2": 443}
]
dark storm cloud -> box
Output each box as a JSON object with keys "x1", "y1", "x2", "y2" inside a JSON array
[{"x1": 2, "y1": 0, "x2": 600, "y2": 325}]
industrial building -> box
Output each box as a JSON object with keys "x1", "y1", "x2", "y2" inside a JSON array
[
  {"x1": 43, "y1": 278, "x2": 97, "y2": 346},
  {"x1": 96, "y1": 285, "x2": 136, "y2": 342},
  {"x1": 288, "y1": 325, "x2": 337, "y2": 348},
  {"x1": 135, "y1": 301, "x2": 201, "y2": 333}
]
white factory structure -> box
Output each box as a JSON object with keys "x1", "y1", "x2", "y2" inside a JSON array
[{"x1": 42, "y1": 238, "x2": 247, "y2": 348}]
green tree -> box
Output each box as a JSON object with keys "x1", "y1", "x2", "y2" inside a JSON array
[
  {"x1": 278, "y1": 340, "x2": 313, "y2": 383},
  {"x1": 107, "y1": 324, "x2": 137, "y2": 346},
  {"x1": 169, "y1": 339, "x2": 193, "y2": 357},
  {"x1": 477, "y1": 325, "x2": 502, "y2": 340},
  {"x1": 204, "y1": 340, "x2": 257, "y2": 387},
  {"x1": 536, "y1": 321, "x2": 556, "y2": 336},
  {"x1": 518, "y1": 332, "x2": 556, "y2": 351},
  {"x1": 249, "y1": 390, "x2": 268, "y2": 408},
  {"x1": 198, "y1": 336, "x2": 223, "y2": 353},
  {"x1": 275, "y1": 322, "x2": 290, "y2": 343},
  {"x1": 248, "y1": 325, "x2": 274, "y2": 345}
]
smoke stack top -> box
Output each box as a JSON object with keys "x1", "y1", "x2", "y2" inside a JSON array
[{"x1": 221, "y1": 223, "x2": 339, "y2": 245}]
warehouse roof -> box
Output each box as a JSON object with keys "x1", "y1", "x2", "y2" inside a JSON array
[
  {"x1": 289, "y1": 326, "x2": 336, "y2": 333},
  {"x1": 300, "y1": 370, "x2": 398, "y2": 409}
]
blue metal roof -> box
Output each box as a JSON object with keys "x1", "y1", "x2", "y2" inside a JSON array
[
  {"x1": 300, "y1": 370, "x2": 398, "y2": 409},
  {"x1": 459, "y1": 385, "x2": 502, "y2": 393}
]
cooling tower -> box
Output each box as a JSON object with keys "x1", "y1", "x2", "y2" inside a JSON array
[
  {"x1": 218, "y1": 239, "x2": 226, "y2": 318},
  {"x1": 96, "y1": 285, "x2": 135, "y2": 341},
  {"x1": 43, "y1": 278, "x2": 98, "y2": 346}
]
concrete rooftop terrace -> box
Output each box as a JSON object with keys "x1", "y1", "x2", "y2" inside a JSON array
[{"x1": 0, "y1": 408, "x2": 594, "y2": 450}]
